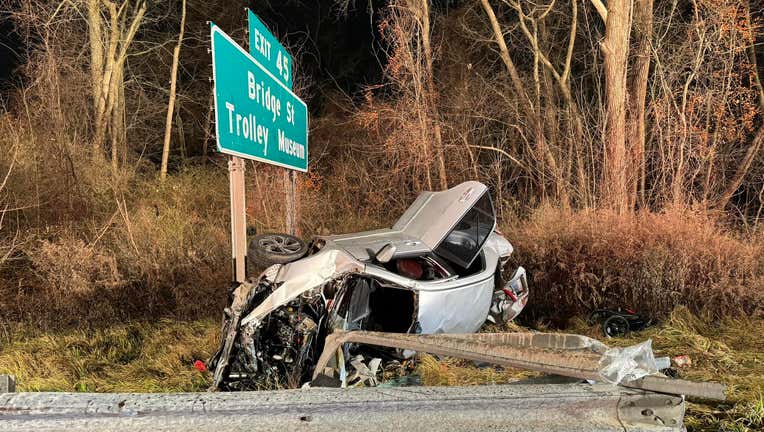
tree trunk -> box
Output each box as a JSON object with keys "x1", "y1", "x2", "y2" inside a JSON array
[
  {"x1": 419, "y1": 0, "x2": 448, "y2": 189},
  {"x1": 89, "y1": 0, "x2": 146, "y2": 164},
  {"x1": 600, "y1": 0, "x2": 633, "y2": 213},
  {"x1": 87, "y1": 0, "x2": 104, "y2": 133},
  {"x1": 627, "y1": 0, "x2": 653, "y2": 208},
  {"x1": 160, "y1": 0, "x2": 187, "y2": 180}
]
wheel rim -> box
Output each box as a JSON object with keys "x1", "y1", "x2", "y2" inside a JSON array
[
  {"x1": 258, "y1": 235, "x2": 303, "y2": 255},
  {"x1": 605, "y1": 317, "x2": 629, "y2": 338}
]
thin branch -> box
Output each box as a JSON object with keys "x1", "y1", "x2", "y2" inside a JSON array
[{"x1": 590, "y1": 0, "x2": 608, "y2": 21}]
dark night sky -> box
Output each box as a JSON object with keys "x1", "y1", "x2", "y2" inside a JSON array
[
  {"x1": 0, "y1": 1, "x2": 394, "y2": 106},
  {"x1": 0, "y1": 0, "x2": 459, "y2": 108},
  {"x1": 0, "y1": 9, "x2": 20, "y2": 106}
]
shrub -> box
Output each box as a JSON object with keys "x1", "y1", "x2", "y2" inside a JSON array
[{"x1": 509, "y1": 206, "x2": 764, "y2": 325}]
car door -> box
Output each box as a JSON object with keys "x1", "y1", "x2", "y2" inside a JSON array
[{"x1": 363, "y1": 246, "x2": 500, "y2": 334}]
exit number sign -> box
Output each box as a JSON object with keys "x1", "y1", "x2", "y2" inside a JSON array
[{"x1": 248, "y1": 10, "x2": 292, "y2": 89}]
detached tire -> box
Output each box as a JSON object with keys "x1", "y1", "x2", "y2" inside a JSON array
[
  {"x1": 602, "y1": 315, "x2": 630, "y2": 338},
  {"x1": 248, "y1": 233, "x2": 308, "y2": 267}
]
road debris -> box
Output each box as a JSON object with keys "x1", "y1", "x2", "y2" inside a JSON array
[
  {"x1": 310, "y1": 331, "x2": 726, "y2": 401},
  {"x1": 598, "y1": 340, "x2": 657, "y2": 384},
  {"x1": 672, "y1": 355, "x2": 692, "y2": 368},
  {"x1": 590, "y1": 309, "x2": 654, "y2": 338}
]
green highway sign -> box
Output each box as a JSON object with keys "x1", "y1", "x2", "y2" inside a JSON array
[
  {"x1": 248, "y1": 10, "x2": 292, "y2": 89},
  {"x1": 211, "y1": 24, "x2": 308, "y2": 172}
]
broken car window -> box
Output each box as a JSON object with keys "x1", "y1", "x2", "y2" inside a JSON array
[{"x1": 434, "y1": 192, "x2": 495, "y2": 269}]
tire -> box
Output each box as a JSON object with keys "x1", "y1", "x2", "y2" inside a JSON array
[
  {"x1": 248, "y1": 233, "x2": 308, "y2": 267},
  {"x1": 602, "y1": 315, "x2": 630, "y2": 338}
]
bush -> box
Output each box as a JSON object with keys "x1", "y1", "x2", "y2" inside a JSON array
[{"x1": 509, "y1": 206, "x2": 764, "y2": 325}]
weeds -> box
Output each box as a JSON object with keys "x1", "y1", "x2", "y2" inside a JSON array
[
  {"x1": 510, "y1": 206, "x2": 764, "y2": 324},
  {"x1": 0, "y1": 319, "x2": 217, "y2": 392}
]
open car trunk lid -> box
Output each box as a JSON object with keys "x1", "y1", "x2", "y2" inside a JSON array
[{"x1": 393, "y1": 181, "x2": 495, "y2": 268}]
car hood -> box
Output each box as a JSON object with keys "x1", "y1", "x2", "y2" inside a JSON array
[{"x1": 240, "y1": 248, "x2": 364, "y2": 326}]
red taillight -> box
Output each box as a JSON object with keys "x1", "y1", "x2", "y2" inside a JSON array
[{"x1": 502, "y1": 287, "x2": 518, "y2": 301}]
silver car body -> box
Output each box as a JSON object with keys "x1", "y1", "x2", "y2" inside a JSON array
[
  {"x1": 210, "y1": 181, "x2": 529, "y2": 389},
  {"x1": 240, "y1": 181, "x2": 528, "y2": 333}
]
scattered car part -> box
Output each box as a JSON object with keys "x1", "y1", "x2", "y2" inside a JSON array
[
  {"x1": 209, "y1": 182, "x2": 530, "y2": 390},
  {"x1": 247, "y1": 233, "x2": 308, "y2": 267},
  {"x1": 311, "y1": 331, "x2": 726, "y2": 401},
  {"x1": 672, "y1": 355, "x2": 692, "y2": 368},
  {"x1": 590, "y1": 308, "x2": 653, "y2": 338},
  {"x1": 598, "y1": 340, "x2": 657, "y2": 384}
]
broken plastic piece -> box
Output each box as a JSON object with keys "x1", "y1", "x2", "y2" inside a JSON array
[
  {"x1": 193, "y1": 360, "x2": 207, "y2": 373},
  {"x1": 598, "y1": 339, "x2": 658, "y2": 384},
  {"x1": 655, "y1": 357, "x2": 670, "y2": 370},
  {"x1": 348, "y1": 355, "x2": 382, "y2": 387},
  {"x1": 672, "y1": 355, "x2": 692, "y2": 368}
]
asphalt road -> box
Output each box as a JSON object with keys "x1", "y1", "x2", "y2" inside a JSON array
[{"x1": 0, "y1": 383, "x2": 684, "y2": 431}]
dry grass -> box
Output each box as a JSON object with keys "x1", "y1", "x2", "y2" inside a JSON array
[
  {"x1": 0, "y1": 319, "x2": 219, "y2": 392},
  {"x1": 0, "y1": 308, "x2": 760, "y2": 431},
  {"x1": 509, "y1": 205, "x2": 764, "y2": 324}
]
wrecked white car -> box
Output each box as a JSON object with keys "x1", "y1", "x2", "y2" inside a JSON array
[{"x1": 208, "y1": 181, "x2": 529, "y2": 390}]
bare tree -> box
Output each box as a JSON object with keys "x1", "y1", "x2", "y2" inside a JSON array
[
  {"x1": 714, "y1": 0, "x2": 764, "y2": 210},
  {"x1": 418, "y1": 0, "x2": 448, "y2": 190},
  {"x1": 87, "y1": 0, "x2": 147, "y2": 171},
  {"x1": 595, "y1": 0, "x2": 633, "y2": 213},
  {"x1": 160, "y1": 0, "x2": 187, "y2": 180},
  {"x1": 627, "y1": 0, "x2": 653, "y2": 208}
]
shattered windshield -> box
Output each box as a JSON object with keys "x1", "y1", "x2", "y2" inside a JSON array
[{"x1": 434, "y1": 192, "x2": 495, "y2": 268}]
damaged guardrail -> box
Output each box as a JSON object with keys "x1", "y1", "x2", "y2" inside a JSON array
[
  {"x1": 0, "y1": 384, "x2": 686, "y2": 432},
  {"x1": 313, "y1": 331, "x2": 726, "y2": 401}
]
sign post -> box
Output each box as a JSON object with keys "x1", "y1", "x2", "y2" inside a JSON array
[
  {"x1": 228, "y1": 157, "x2": 247, "y2": 282},
  {"x1": 210, "y1": 19, "x2": 308, "y2": 283}
]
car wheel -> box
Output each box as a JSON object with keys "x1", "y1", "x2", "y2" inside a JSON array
[
  {"x1": 602, "y1": 315, "x2": 630, "y2": 338},
  {"x1": 248, "y1": 233, "x2": 308, "y2": 267}
]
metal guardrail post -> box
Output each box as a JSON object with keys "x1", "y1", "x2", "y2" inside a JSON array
[{"x1": 0, "y1": 375, "x2": 15, "y2": 393}]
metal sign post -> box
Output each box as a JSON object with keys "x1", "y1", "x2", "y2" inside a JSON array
[{"x1": 228, "y1": 156, "x2": 247, "y2": 282}]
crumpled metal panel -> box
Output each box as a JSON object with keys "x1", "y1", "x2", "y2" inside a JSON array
[
  {"x1": 417, "y1": 276, "x2": 494, "y2": 333},
  {"x1": 483, "y1": 231, "x2": 513, "y2": 257},
  {"x1": 240, "y1": 249, "x2": 364, "y2": 326},
  {"x1": 320, "y1": 229, "x2": 429, "y2": 261},
  {"x1": 393, "y1": 181, "x2": 488, "y2": 251}
]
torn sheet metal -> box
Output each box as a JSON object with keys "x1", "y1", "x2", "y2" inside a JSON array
[
  {"x1": 240, "y1": 249, "x2": 364, "y2": 326},
  {"x1": 417, "y1": 277, "x2": 494, "y2": 333},
  {"x1": 312, "y1": 331, "x2": 726, "y2": 401}
]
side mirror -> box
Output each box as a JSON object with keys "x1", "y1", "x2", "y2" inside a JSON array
[{"x1": 376, "y1": 243, "x2": 397, "y2": 264}]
